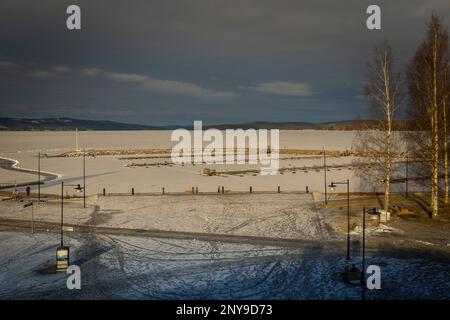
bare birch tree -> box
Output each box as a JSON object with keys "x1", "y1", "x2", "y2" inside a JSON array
[
  {"x1": 353, "y1": 40, "x2": 401, "y2": 212},
  {"x1": 442, "y1": 68, "x2": 449, "y2": 204},
  {"x1": 407, "y1": 15, "x2": 449, "y2": 217}
]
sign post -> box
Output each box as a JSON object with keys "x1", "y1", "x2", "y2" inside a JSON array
[
  {"x1": 56, "y1": 246, "x2": 70, "y2": 271},
  {"x1": 23, "y1": 201, "x2": 34, "y2": 234},
  {"x1": 23, "y1": 199, "x2": 47, "y2": 234}
]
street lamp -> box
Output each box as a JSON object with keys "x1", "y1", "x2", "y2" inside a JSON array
[
  {"x1": 83, "y1": 150, "x2": 86, "y2": 208},
  {"x1": 323, "y1": 147, "x2": 327, "y2": 206},
  {"x1": 22, "y1": 198, "x2": 47, "y2": 234},
  {"x1": 38, "y1": 152, "x2": 40, "y2": 201},
  {"x1": 405, "y1": 153, "x2": 409, "y2": 199},
  {"x1": 61, "y1": 181, "x2": 83, "y2": 244},
  {"x1": 23, "y1": 201, "x2": 34, "y2": 234},
  {"x1": 362, "y1": 207, "x2": 377, "y2": 300},
  {"x1": 329, "y1": 179, "x2": 351, "y2": 260},
  {"x1": 57, "y1": 181, "x2": 84, "y2": 271},
  {"x1": 38, "y1": 150, "x2": 86, "y2": 208}
]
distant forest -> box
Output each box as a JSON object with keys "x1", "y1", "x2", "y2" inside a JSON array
[{"x1": 0, "y1": 117, "x2": 416, "y2": 131}]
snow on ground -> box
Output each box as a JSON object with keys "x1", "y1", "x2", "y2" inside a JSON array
[
  {"x1": 0, "y1": 131, "x2": 448, "y2": 300},
  {"x1": 0, "y1": 192, "x2": 448, "y2": 300},
  {"x1": 0, "y1": 199, "x2": 93, "y2": 226},
  {"x1": 96, "y1": 236, "x2": 450, "y2": 300},
  {"x1": 93, "y1": 193, "x2": 330, "y2": 240},
  {"x1": 0, "y1": 231, "x2": 81, "y2": 299},
  {"x1": 0, "y1": 230, "x2": 448, "y2": 300},
  {"x1": 0, "y1": 193, "x2": 330, "y2": 240}
]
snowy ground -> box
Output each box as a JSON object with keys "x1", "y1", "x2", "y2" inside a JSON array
[
  {"x1": 0, "y1": 131, "x2": 447, "y2": 299},
  {"x1": 0, "y1": 230, "x2": 448, "y2": 300},
  {"x1": 0, "y1": 193, "x2": 449, "y2": 300},
  {"x1": 0, "y1": 193, "x2": 328, "y2": 239}
]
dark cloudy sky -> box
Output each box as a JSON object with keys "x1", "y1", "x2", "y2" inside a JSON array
[{"x1": 1, "y1": 0, "x2": 449, "y2": 125}]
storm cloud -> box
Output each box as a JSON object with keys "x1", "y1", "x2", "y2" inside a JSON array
[{"x1": 0, "y1": 0, "x2": 449, "y2": 125}]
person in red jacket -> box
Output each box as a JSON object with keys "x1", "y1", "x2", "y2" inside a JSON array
[{"x1": 26, "y1": 185, "x2": 31, "y2": 198}]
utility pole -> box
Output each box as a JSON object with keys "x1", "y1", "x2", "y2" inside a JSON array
[
  {"x1": 38, "y1": 152, "x2": 41, "y2": 201},
  {"x1": 75, "y1": 128, "x2": 79, "y2": 151},
  {"x1": 23, "y1": 201, "x2": 34, "y2": 234},
  {"x1": 346, "y1": 179, "x2": 350, "y2": 260},
  {"x1": 405, "y1": 154, "x2": 409, "y2": 199},
  {"x1": 323, "y1": 147, "x2": 327, "y2": 205},
  {"x1": 83, "y1": 150, "x2": 86, "y2": 208},
  {"x1": 361, "y1": 207, "x2": 376, "y2": 300},
  {"x1": 61, "y1": 181, "x2": 64, "y2": 246},
  {"x1": 31, "y1": 202, "x2": 34, "y2": 234},
  {"x1": 329, "y1": 179, "x2": 351, "y2": 260},
  {"x1": 362, "y1": 206, "x2": 366, "y2": 300}
]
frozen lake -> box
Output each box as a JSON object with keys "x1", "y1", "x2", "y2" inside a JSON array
[
  {"x1": 0, "y1": 130, "x2": 357, "y2": 152},
  {"x1": 0, "y1": 130, "x2": 413, "y2": 195}
]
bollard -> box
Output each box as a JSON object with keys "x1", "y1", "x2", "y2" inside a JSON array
[
  {"x1": 132, "y1": 188, "x2": 134, "y2": 195},
  {"x1": 250, "y1": 186, "x2": 253, "y2": 193},
  {"x1": 162, "y1": 187, "x2": 165, "y2": 195},
  {"x1": 103, "y1": 188, "x2": 106, "y2": 196},
  {"x1": 221, "y1": 186, "x2": 224, "y2": 194},
  {"x1": 306, "y1": 186, "x2": 309, "y2": 193},
  {"x1": 278, "y1": 186, "x2": 280, "y2": 193}
]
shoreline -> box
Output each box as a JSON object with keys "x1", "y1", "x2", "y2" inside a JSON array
[{"x1": 0, "y1": 156, "x2": 61, "y2": 189}]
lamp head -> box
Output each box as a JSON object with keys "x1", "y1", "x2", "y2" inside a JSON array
[{"x1": 74, "y1": 184, "x2": 83, "y2": 193}]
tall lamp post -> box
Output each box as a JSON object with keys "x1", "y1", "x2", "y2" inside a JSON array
[
  {"x1": 57, "y1": 181, "x2": 83, "y2": 271},
  {"x1": 38, "y1": 152, "x2": 40, "y2": 201},
  {"x1": 83, "y1": 150, "x2": 86, "y2": 208},
  {"x1": 362, "y1": 207, "x2": 377, "y2": 300},
  {"x1": 37, "y1": 150, "x2": 86, "y2": 207},
  {"x1": 405, "y1": 153, "x2": 409, "y2": 199},
  {"x1": 323, "y1": 147, "x2": 327, "y2": 206},
  {"x1": 60, "y1": 181, "x2": 84, "y2": 246},
  {"x1": 329, "y1": 179, "x2": 350, "y2": 260}
]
